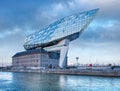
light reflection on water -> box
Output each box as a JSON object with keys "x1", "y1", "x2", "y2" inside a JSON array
[
  {"x1": 0, "y1": 72, "x2": 13, "y2": 84},
  {"x1": 0, "y1": 72, "x2": 120, "y2": 91}
]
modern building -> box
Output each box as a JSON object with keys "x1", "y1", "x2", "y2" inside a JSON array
[{"x1": 12, "y1": 8, "x2": 99, "y2": 69}]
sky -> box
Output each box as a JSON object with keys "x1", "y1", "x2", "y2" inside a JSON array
[{"x1": 0, "y1": 0, "x2": 120, "y2": 66}]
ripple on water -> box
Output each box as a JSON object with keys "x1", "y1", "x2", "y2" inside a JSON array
[{"x1": 0, "y1": 72, "x2": 120, "y2": 91}]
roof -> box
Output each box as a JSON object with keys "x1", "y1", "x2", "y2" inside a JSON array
[{"x1": 12, "y1": 49, "x2": 46, "y2": 57}]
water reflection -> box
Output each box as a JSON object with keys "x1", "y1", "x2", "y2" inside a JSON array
[
  {"x1": 0, "y1": 72, "x2": 13, "y2": 83},
  {"x1": 0, "y1": 72, "x2": 120, "y2": 91}
]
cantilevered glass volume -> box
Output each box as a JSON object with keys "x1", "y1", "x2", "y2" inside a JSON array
[{"x1": 24, "y1": 8, "x2": 99, "y2": 50}]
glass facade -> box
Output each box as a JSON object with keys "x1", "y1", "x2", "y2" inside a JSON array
[{"x1": 24, "y1": 8, "x2": 99, "y2": 50}]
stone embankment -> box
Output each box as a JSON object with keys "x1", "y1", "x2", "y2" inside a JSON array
[{"x1": 2, "y1": 69, "x2": 120, "y2": 77}]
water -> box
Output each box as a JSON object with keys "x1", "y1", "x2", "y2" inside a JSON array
[{"x1": 0, "y1": 72, "x2": 120, "y2": 91}]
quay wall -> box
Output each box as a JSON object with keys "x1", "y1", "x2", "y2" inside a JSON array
[{"x1": 1, "y1": 69, "x2": 120, "y2": 77}]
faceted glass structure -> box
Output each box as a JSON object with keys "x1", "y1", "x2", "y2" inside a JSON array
[{"x1": 24, "y1": 8, "x2": 99, "y2": 50}]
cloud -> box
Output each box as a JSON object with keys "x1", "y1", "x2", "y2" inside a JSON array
[
  {"x1": 57, "y1": 0, "x2": 120, "y2": 21},
  {"x1": 0, "y1": 27, "x2": 21, "y2": 38},
  {"x1": 79, "y1": 20, "x2": 120, "y2": 42},
  {"x1": 35, "y1": 2, "x2": 68, "y2": 28}
]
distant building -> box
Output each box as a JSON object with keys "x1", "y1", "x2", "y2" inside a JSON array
[{"x1": 12, "y1": 8, "x2": 99, "y2": 69}]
